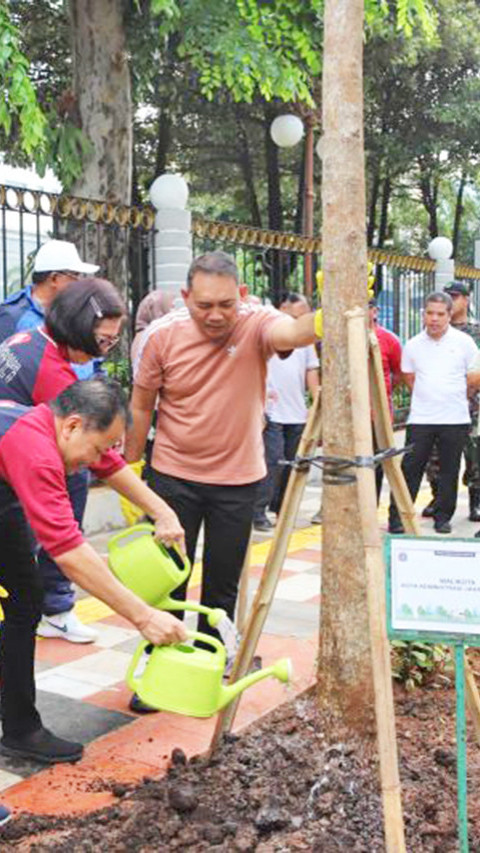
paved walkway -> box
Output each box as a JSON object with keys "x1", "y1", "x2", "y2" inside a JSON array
[{"x1": 0, "y1": 474, "x2": 477, "y2": 818}]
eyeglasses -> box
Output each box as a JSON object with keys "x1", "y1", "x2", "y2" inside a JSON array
[{"x1": 94, "y1": 333, "x2": 121, "y2": 352}]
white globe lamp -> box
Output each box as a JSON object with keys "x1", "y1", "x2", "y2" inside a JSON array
[
  {"x1": 427, "y1": 236, "x2": 453, "y2": 261},
  {"x1": 428, "y1": 237, "x2": 454, "y2": 289},
  {"x1": 270, "y1": 114, "x2": 304, "y2": 149},
  {"x1": 149, "y1": 173, "x2": 189, "y2": 210}
]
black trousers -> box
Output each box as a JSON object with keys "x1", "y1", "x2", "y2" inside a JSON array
[
  {"x1": 148, "y1": 470, "x2": 259, "y2": 636},
  {"x1": 0, "y1": 504, "x2": 43, "y2": 738},
  {"x1": 389, "y1": 423, "x2": 470, "y2": 529}
]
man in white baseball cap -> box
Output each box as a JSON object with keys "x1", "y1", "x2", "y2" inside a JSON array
[
  {"x1": 0, "y1": 239, "x2": 99, "y2": 340},
  {"x1": 0, "y1": 239, "x2": 100, "y2": 644}
]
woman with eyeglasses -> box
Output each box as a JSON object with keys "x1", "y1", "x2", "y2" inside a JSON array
[{"x1": 0, "y1": 277, "x2": 126, "y2": 643}]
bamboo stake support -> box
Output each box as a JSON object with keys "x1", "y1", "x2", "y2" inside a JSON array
[
  {"x1": 208, "y1": 388, "x2": 322, "y2": 756},
  {"x1": 347, "y1": 308, "x2": 406, "y2": 853},
  {"x1": 236, "y1": 536, "x2": 251, "y2": 632},
  {"x1": 369, "y1": 331, "x2": 480, "y2": 744},
  {"x1": 369, "y1": 332, "x2": 420, "y2": 536}
]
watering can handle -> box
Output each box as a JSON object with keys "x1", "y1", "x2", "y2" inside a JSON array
[
  {"x1": 126, "y1": 639, "x2": 151, "y2": 693},
  {"x1": 165, "y1": 542, "x2": 191, "y2": 575},
  {"x1": 108, "y1": 523, "x2": 155, "y2": 553},
  {"x1": 108, "y1": 524, "x2": 190, "y2": 573},
  {"x1": 186, "y1": 630, "x2": 225, "y2": 655}
]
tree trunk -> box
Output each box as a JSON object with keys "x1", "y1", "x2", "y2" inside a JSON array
[
  {"x1": 367, "y1": 165, "x2": 380, "y2": 246},
  {"x1": 68, "y1": 0, "x2": 132, "y2": 292},
  {"x1": 418, "y1": 161, "x2": 438, "y2": 239},
  {"x1": 264, "y1": 105, "x2": 284, "y2": 304},
  {"x1": 235, "y1": 109, "x2": 263, "y2": 227},
  {"x1": 452, "y1": 170, "x2": 467, "y2": 258},
  {"x1": 318, "y1": 0, "x2": 375, "y2": 734},
  {"x1": 377, "y1": 175, "x2": 391, "y2": 248},
  {"x1": 69, "y1": 0, "x2": 132, "y2": 204}
]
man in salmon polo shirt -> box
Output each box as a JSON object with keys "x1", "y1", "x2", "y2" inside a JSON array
[{"x1": 126, "y1": 251, "x2": 319, "y2": 642}]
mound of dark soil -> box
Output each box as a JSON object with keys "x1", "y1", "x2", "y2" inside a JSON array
[{"x1": 2, "y1": 682, "x2": 479, "y2": 851}]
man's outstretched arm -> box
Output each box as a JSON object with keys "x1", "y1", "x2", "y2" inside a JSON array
[{"x1": 270, "y1": 312, "x2": 318, "y2": 351}]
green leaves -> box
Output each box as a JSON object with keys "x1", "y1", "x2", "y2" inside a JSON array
[
  {"x1": 0, "y1": 1, "x2": 46, "y2": 156},
  {"x1": 169, "y1": 0, "x2": 321, "y2": 105},
  {"x1": 34, "y1": 115, "x2": 93, "y2": 188},
  {"x1": 395, "y1": 0, "x2": 438, "y2": 40},
  {"x1": 391, "y1": 640, "x2": 452, "y2": 690}
]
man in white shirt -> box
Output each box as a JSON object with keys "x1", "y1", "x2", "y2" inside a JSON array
[
  {"x1": 253, "y1": 293, "x2": 320, "y2": 531},
  {"x1": 389, "y1": 291, "x2": 478, "y2": 534}
]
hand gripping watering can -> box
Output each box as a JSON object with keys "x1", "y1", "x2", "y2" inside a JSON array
[
  {"x1": 107, "y1": 524, "x2": 225, "y2": 627},
  {"x1": 126, "y1": 631, "x2": 292, "y2": 717}
]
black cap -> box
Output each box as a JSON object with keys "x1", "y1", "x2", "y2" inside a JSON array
[{"x1": 444, "y1": 281, "x2": 470, "y2": 297}]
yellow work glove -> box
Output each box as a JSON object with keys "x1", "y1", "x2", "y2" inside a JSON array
[
  {"x1": 119, "y1": 460, "x2": 146, "y2": 526},
  {"x1": 367, "y1": 261, "x2": 375, "y2": 300},
  {"x1": 0, "y1": 584, "x2": 8, "y2": 620}
]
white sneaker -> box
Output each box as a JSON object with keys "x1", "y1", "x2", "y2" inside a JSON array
[{"x1": 37, "y1": 610, "x2": 98, "y2": 644}]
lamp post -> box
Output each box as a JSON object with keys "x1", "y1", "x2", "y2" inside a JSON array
[
  {"x1": 427, "y1": 236, "x2": 454, "y2": 289},
  {"x1": 149, "y1": 173, "x2": 192, "y2": 307},
  {"x1": 269, "y1": 113, "x2": 317, "y2": 300}
]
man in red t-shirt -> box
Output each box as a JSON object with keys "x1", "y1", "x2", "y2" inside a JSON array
[
  {"x1": 369, "y1": 298, "x2": 402, "y2": 499},
  {"x1": 0, "y1": 378, "x2": 186, "y2": 765},
  {"x1": 126, "y1": 251, "x2": 318, "y2": 640}
]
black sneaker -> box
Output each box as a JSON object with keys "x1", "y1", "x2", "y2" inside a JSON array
[
  {"x1": 421, "y1": 499, "x2": 436, "y2": 518},
  {"x1": 253, "y1": 516, "x2": 274, "y2": 532},
  {"x1": 0, "y1": 726, "x2": 83, "y2": 765},
  {"x1": 129, "y1": 693, "x2": 158, "y2": 714},
  {"x1": 434, "y1": 520, "x2": 452, "y2": 534}
]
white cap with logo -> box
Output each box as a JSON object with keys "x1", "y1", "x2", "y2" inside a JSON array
[{"x1": 33, "y1": 240, "x2": 100, "y2": 275}]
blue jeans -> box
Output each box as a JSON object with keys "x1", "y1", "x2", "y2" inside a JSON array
[
  {"x1": 38, "y1": 470, "x2": 90, "y2": 615},
  {"x1": 254, "y1": 420, "x2": 305, "y2": 518}
]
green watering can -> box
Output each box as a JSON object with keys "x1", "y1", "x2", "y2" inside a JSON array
[
  {"x1": 126, "y1": 631, "x2": 292, "y2": 717},
  {"x1": 108, "y1": 524, "x2": 225, "y2": 627}
]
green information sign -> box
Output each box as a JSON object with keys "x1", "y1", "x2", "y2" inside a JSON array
[{"x1": 384, "y1": 535, "x2": 480, "y2": 853}]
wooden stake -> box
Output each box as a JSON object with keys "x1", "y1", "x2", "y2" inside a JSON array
[
  {"x1": 369, "y1": 331, "x2": 480, "y2": 743},
  {"x1": 347, "y1": 308, "x2": 406, "y2": 852},
  {"x1": 369, "y1": 332, "x2": 420, "y2": 536},
  {"x1": 236, "y1": 536, "x2": 251, "y2": 633},
  {"x1": 208, "y1": 388, "x2": 322, "y2": 756}
]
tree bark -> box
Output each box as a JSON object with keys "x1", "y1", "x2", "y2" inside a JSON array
[
  {"x1": 235, "y1": 109, "x2": 263, "y2": 227},
  {"x1": 264, "y1": 105, "x2": 284, "y2": 304},
  {"x1": 418, "y1": 160, "x2": 438, "y2": 239},
  {"x1": 377, "y1": 175, "x2": 391, "y2": 248},
  {"x1": 68, "y1": 0, "x2": 132, "y2": 292},
  {"x1": 452, "y1": 170, "x2": 467, "y2": 258},
  {"x1": 69, "y1": 0, "x2": 132, "y2": 204},
  {"x1": 367, "y1": 165, "x2": 380, "y2": 246},
  {"x1": 318, "y1": 0, "x2": 375, "y2": 733}
]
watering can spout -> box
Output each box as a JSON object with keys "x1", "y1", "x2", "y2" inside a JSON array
[{"x1": 218, "y1": 658, "x2": 292, "y2": 711}]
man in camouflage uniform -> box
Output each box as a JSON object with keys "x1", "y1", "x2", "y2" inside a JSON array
[{"x1": 423, "y1": 281, "x2": 480, "y2": 521}]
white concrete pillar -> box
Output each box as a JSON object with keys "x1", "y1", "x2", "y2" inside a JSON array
[
  {"x1": 474, "y1": 234, "x2": 480, "y2": 270},
  {"x1": 149, "y1": 174, "x2": 192, "y2": 307},
  {"x1": 427, "y1": 236, "x2": 454, "y2": 289}
]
